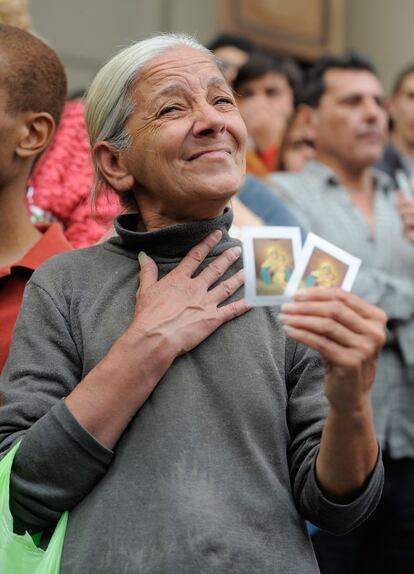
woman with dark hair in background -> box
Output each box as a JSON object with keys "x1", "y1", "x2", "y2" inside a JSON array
[{"x1": 234, "y1": 51, "x2": 302, "y2": 175}]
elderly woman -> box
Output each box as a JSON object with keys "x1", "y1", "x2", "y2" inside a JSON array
[{"x1": 0, "y1": 33, "x2": 386, "y2": 573}]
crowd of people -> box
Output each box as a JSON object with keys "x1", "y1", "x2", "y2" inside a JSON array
[{"x1": 0, "y1": 1, "x2": 414, "y2": 573}]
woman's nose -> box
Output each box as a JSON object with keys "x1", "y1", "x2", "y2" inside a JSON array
[{"x1": 192, "y1": 102, "x2": 225, "y2": 137}]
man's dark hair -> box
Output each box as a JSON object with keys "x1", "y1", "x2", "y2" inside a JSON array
[
  {"x1": 233, "y1": 50, "x2": 303, "y2": 102},
  {"x1": 0, "y1": 24, "x2": 67, "y2": 125},
  {"x1": 299, "y1": 51, "x2": 378, "y2": 108},
  {"x1": 392, "y1": 62, "x2": 414, "y2": 95},
  {"x1": 207, "y1": 33, "x2": 256, "y2": 55}
]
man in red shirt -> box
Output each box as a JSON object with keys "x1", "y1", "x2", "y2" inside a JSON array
[{"x1": 0, "y1": 25, "x2": 71, "y2": 372}]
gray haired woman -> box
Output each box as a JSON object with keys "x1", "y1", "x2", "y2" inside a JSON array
[{"x1": 0, "y1": 33, "x2": 386, "y2": 573}]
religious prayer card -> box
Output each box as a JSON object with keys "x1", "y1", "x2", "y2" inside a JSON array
[
  {"x1": 241, "y1": 226, "x2": 302, "y2": 306},
  {"x1": 285, "y1": 232, "x2": 362, "y2": 298}
]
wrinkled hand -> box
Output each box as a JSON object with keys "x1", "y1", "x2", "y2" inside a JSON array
[
  {"x1": 279, "y1": 289, "x2": 387, "y2": 414},
  {"x1": 129, "y1": 230, "x2": 249, "y2": 359},
  {"x1": 396, "y1": 191, "x2": 414, "y2": 243}
]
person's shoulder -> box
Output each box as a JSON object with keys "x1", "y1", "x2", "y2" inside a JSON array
[
  {"x1": 270, "y1": 161, "x2": 339, "y2": 200},
  {"x1": 240, "y1": 173, "x2": 293, "y2": 205},
  {"x1": 268, "y1": 166, "x2": 314, "y2": 198},
  {"x1": 29, "y1": 243, "x2": 112, "y2": 293},
  {"x1": 35, "y1": 242, "x2": 103, "y2": 267},
  {"x1": 269, "y1": 169, "x2": 304, "y2": 188},
  {"x1": 269, "y1": 161, "x2": 316, "y2": 190}
]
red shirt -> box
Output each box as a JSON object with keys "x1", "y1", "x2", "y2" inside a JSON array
[
  {"x1": 0, "y1": 224, "x2": 72, "y2": 372},
  {"x1": 259, "y1": 146, "x2": 279, "y2": 172}
]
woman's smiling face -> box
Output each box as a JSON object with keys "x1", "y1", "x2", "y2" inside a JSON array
[{"x1": 119, "y1": 46, "x2": 247, "y2": 225}]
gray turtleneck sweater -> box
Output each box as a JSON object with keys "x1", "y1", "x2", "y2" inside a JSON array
[{"x1": 0, "y1": 210, "x2": 383, "y2": 574}]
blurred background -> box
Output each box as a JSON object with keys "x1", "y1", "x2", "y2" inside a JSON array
[{"x1": 29, "y1": 0, "x2": 414, "y2": 96}]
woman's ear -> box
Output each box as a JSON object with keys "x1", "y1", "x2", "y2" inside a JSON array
[
  {"x1": 94, "y1": 141, "x2": 134, "y2": 192},
  {"x1": 16, "y1": 112, "x2": 56, "y2": 159}
]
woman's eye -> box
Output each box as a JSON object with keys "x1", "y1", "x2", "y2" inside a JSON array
[
  {"x1": 214, "y1": 97, "x2": 234, "y2": 106},
  {"x1": 159, "y1": 105, "x2": 180, "y2": 116}
]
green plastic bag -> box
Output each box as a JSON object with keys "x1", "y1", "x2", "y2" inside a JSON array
[{"x1": 0, "y1": 441, "x2": 68, "y2": 574}]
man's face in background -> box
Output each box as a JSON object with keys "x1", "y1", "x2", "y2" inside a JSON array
[{"x1": 312, "y1": 68, "x2": 387, "y2": 170}]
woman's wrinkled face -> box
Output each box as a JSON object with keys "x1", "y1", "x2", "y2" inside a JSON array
[{"x1": 122, "y1": 47, "x2": 247, "y2": 222}]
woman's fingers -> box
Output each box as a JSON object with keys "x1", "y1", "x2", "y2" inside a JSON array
[
  {"x1": 281, "y1": 299, "x2": 383, "y2": 337},
  {"x1": 174, "y1": 230, "x2": 243, "y2": 289},
  {"x1": 292, "y1": 288, "x2": 387, "y2": 324},
  {"x1": 137, "y1": 251, "x2": 159, "y2": 293},
  {"x1": 280, "y1": 313, "x2": 382, "y2": 356},
  {"x1": 279, "y1": 289, "x2": 386, "y2": 364},
  {"x1": 177, "y1": 230, "x2": 223, "y2": 277},
  {"x1": 197, "y1": 245, "x2": 242, "y2": 288},
  {"x1": 217, "y1": 297, "x2": 251, "y2": 324},
  {"x1": 132, "y1": 235, "x2": 249, "y2": 358},
  {"x1": 281, "y1": 326, "x2": 363, "y2": 369},
  {"x1": 209, "y1": 269, "x2": 245, "y2": 304}
]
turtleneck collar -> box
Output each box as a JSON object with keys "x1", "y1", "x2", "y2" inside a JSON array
[{"x1": 106, "y1": 207, "x2": 237, "y2": 262}]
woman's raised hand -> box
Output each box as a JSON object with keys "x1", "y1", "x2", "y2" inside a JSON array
[
  {"x1": 130, "y1": 230, "x2": 250, "y2": 358},
  {"x1": 279, "y1": 288, "x2": 387, "y2": 413}
]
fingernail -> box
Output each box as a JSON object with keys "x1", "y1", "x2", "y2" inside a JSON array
[
  {"x1": 138, "y1": 251, "x2": 148, "y2": 265},
  {"x1": 232, "y1": 246, "x2": 241, "y2": 257},
  {"x1": 282, "y1": 325, "x2": 294, "y2": 335},
  {"x1": 278, "y1": 313, "x2": 286, "y2": 322},
  {"x1": 281, "y1": 303, "x2": 295, "y2": 312},
  {"x1": 212, "y1": 229, "x2": 222, "y2": 240},
  {"x1": 294, "y1": 290, "x2": 307, "y2": 300}
]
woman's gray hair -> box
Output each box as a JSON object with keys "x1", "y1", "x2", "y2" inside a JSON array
[{"x1": 85, "y1": 32, "x2": 213, "y2": 209}]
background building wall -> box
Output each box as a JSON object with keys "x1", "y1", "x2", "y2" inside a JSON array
[
  {"x1": 30, "y1": 0, "x2": 414, "y2": 95},
  {"x1": 30, "y1": 0, "x2": 218, "y2": 95},
  {"x1": 346, "y1": 0, "x2": 414, "y2": 93}
]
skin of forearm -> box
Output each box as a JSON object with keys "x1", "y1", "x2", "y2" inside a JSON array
[
  {"x1": 65, "y1": 328, "x2": 175, "y2": 450},
  {"x1": 315, "y1": 399, "x2": 379, "y2": 503}
]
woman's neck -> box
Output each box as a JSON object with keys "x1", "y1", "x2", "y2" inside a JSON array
[{"x1": 136, "y1": 200, "x2": 229, "y2": 232}]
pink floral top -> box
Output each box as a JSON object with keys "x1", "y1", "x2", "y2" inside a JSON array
[{"x1": 27, "y1": 99, "x2": 121, "y2": 248}]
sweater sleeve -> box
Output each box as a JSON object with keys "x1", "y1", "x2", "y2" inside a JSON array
[
  {"x1": 286, "y1": 341, "x2": 384, "y2": 535},
  {"x1": 0, "y1": 279, "x2": 113, "y2": 532}
]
